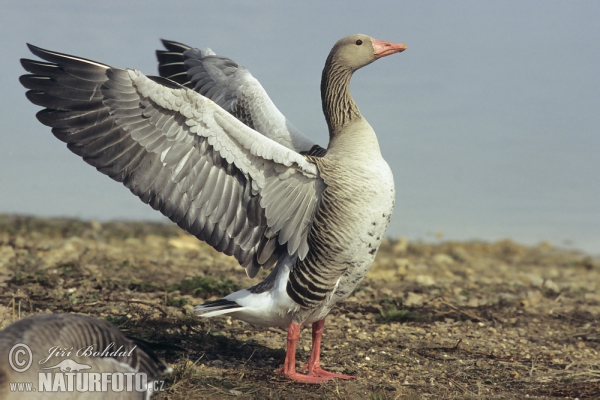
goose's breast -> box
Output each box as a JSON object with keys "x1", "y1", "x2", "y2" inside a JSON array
[
  {"x1": 322, "y1": 158, "x2": 395, "y2": 296},
  {"x1": 300, "y1": 158, "x2": 394, "y2": 323}
]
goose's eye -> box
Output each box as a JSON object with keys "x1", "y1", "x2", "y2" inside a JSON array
[{"x1": 355, "y1": 39, "x2": 363, "y2": 46}]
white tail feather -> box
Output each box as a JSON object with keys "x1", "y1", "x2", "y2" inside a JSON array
[{"x1": 195, "y1": 305, "x2": 247, "y2": 318}]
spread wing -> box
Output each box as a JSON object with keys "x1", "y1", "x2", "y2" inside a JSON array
[
  {"x1": 156, "y1": 39, "x2": 327, "y2": 157},
  {"x1": 20, "y1": 44, "x2": 326, "y2": 278}
]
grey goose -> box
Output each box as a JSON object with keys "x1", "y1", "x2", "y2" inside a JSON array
[
  {"x1": 19, "y1": 34, "x2": 406, "y2": 383},
  {"x1": 0, "y1": 313, "x2": 170, "y2": 399}
]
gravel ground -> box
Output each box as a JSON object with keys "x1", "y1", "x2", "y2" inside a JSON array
[{"x1": 1, "y1": 215, "x2": 599, "y2": 399}]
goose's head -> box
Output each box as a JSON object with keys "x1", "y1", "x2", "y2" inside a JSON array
[{"x1": 327, "y1": 34, "x2": 406, "y2": 72}]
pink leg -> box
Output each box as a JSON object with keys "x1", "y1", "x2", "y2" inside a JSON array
[
  {"x1": 277, "y1": 321, "x2": 354, "y2": 383},
  {"x1": 301, "y1": 319, "x2": 355, "y2": 380}
]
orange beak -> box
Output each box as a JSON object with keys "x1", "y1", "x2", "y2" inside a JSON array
[{"x1": 372, "y1": 38, "x2": 407, "y2": 59}]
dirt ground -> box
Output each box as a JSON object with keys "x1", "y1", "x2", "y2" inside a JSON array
[{"x1": 0, "y1": 214, "x2": 598, "y2": 399}]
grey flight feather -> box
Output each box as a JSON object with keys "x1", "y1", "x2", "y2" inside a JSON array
[
  {"x1": 20, "y1": 44, "x2": 325, "y2": 278},
  {"x1": 157, "y1": 39, "x2": 326, "y2": 155}
]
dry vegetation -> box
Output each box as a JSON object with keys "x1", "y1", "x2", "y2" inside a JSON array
[{"x1": 1, "y1": 214, "x2": 599, "y2": 399}]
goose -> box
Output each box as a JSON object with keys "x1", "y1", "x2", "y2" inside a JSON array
[
  {"x1": 0, "y1": 313, "x2": 170, "y2": 399},
  {"x1": 19, "y1": 34, "x2": 406, "y2": 383}
]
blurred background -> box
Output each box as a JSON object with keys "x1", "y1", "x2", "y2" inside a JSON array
[{"x1": 1, "y1": 1, "x2": 598, "y2": 254}]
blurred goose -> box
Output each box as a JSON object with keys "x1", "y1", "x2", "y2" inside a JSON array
[
  {"x1": 20, "y1": 34, "x2": 405, "y2": 382},
  {"x1": 0, "y1": 313, "x2": 170, "y2": 399}
]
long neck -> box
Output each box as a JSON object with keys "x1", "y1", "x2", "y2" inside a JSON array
[{"x1": 320, "y1": 55, "x2": 362, "y2": 139}]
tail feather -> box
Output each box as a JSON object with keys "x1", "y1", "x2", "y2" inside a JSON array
[{"x1": 194, "y1": 298, "x2": 245, "y2": 318}]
